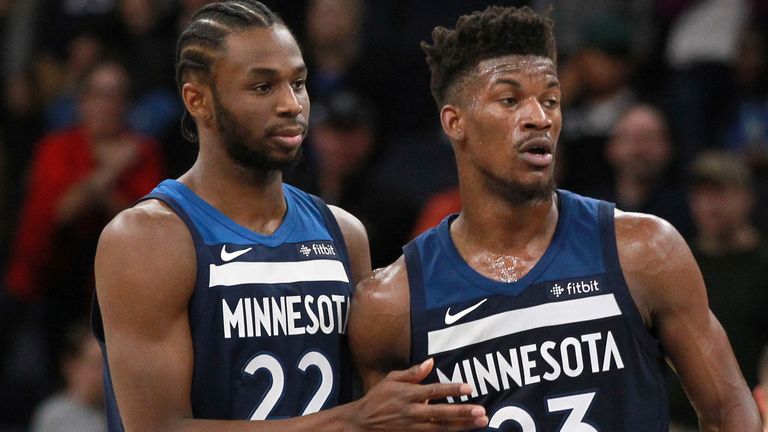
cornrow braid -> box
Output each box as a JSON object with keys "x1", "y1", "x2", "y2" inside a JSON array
[
  {"x1": 421, "y1": 6, "x2": 556, "y2": 108},
  {"x1": 175, "y1": 0, "x2": 284, "y2": 142}
]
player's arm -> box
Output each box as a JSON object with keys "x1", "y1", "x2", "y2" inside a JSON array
[
  {"x1": 349, "y1": 256, "x2": 413, "y2": 389},
  {"x1": 615, "y1": 211, "x2": 762, "y2": 431},
  {"x1": 349, "y1": 256, "x2": 489, "y2": 430}
]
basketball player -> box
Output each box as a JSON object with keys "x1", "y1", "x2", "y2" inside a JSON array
[
  {"x1": 92, "y1": 1, "x2": 487, "y2": 431},
  {"x1": 349, "y1": 6, "x2": 762, "y2": 430}
]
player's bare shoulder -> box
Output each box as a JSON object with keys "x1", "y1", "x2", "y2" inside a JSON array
[
  {"x1": 355, "y1": 256, "x2": 409, "y2": 312},
  {"x1": 99, "y1": 199, "x2": 190, "y2": 253},
  {"x1": 95, "y1": 198, "x2": 196, "y2": 300},
  {"x1": 614, "y1": 209, "x2": 683, "y2": 272},
  {"x1": 613, "y1": 209, "x2": 699, "y2": 324},
  {"x1": 349, "y1": 256, "x2": 412, "y2": 379}
]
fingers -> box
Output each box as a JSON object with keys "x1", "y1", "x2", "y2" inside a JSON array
[
  {"x1": 387, "y1": 358, "x2": 434, "y2": 384},
  {"x1": 410, "y1": 381, "x2": 475, "y2": 402},
  {"x1": 406, "y1": 404, "x2": 488, "y2": 431},
  {"x1": 384, "y1": 359, "x2": 476, "y2": 402}
]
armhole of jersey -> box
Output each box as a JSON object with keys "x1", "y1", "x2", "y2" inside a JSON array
[
  {"x1": 598, "y1": 202, "x2": 662, "y2": 355},
  {"x1": 404, "y1": 241, "x2": 427, "y2": 365},
  {"x1": 307, "y1": 194, "x2": 354, "y2": 284}
]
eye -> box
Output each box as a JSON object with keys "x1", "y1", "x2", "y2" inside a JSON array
[
  {"x1": 500, "y1": 97, "x2": 519, "y2": 106},
  {"x1": 291, "y1": 79, "x2": 306, "y2": 91},
  {"x1": 542, "y1": 98, "x2": 560, "y2": 109},
  {"x1": 252, "y1": 83, "x2": 272, "y2": 93}
]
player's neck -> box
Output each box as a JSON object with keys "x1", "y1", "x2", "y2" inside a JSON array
[
  {"x1": 180, "y1": 154, "x2": 288, "y2": 236},
  {"x1": 453, "y1": 188, "x2": 558, "y2": 252}
]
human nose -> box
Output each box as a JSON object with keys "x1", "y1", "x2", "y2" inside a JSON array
[
  {"x1": 520, "y1": 98, "x2": 552, "y2": 131},
  {"x1": 276, "y1": 85, "x2": 303, "y2": 118}
]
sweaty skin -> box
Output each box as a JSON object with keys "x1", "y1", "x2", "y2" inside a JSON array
[{"x1": 348, "y1": 54, "x2": 762, "y2": 431}]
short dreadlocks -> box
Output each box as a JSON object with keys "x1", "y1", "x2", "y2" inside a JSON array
[{"x1": 421, "y1": 6, "x2": 556, "y2": 108}]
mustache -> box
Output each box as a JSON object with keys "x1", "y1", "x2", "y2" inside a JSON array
[
  {"x1": 265, "y1": 120, "x2": 308, "y2": 135},
  {"x1": 515, "y1": 132, "x2": 552, "y2": 148}
]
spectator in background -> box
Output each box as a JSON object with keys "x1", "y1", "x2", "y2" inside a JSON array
[
  {"x1": 114, "y1": 0, "x2": 181, "y2": 139},
  {"x1": 288, "y1": 91, "x2": 378, "y2": 206},
  {"x1": 558, "y1": 13, "x2": 637, "y2": 192},
  {"x1": 29, "y1": 322, "x2": 105, "y2": 432},
  {"x1": 724, "y1": 20, "x2": 768, "y2": 160},
  {"x1": 590, "y1": 103, "x2": 693, "y2": 237},
  {"x1": 1, "y1": 59, "x2": 163, "y2": 381},
  {"x1": 667, "y1": 151, "x2": 768, "y2": 427},
  {"x1": 303, "y1": 0, "x2": 364, "y2": 100},
  {"x1": 42, "y1": 31, "x2": 107, "y2": 131},
  {"x1": 0, "y1": 70, "x2": 45, "y2": 259},
  {"x1": 410, "y1": 186, "x2": 461, "y2": 239},
  {"x1": 663, "y1": 0, "x2": 750, "y2": 159},
  {"x1": 302, "y1": 0, "x2": 394, "y2": 146},
  {"x1": 722, "y1": 20, "x2": 768, "y2": 235},
  {"x1": 286, "y1": 91, "x2": 400, "y2": 266}
]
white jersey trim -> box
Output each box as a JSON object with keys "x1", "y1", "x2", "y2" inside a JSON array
[
  {"x1": 428, "y1": 294, "x2": 622, "y2": 355},
  {"x1": 209, "y1": 260, "x2": 350, "y2": 287}
]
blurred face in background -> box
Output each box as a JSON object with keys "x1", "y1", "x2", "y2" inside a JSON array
[
  {"x1": 120, "y1": 0, "x2": 158, "y2": 36},
  {"x1": 607, "y1": 105, "x2": 672, "y2": 181},
  {"x1": 313, "y1": 123, "x2": 374, "y2": 177},
  {"x1": 306, "y1": 0, "x2": 362, "y2": 50},
  {"x1": 689, "y1": 183, "x2": 753, "y2": 239},
  {"x1": 63, "y1": 335, "x2": 104, "y2": 408},
  {"x1": 78, "y1": 62, "x2": 130, "y2": 140},
  {"x1": 576, "y1": 49, "x2": 629, "y2": 97}
]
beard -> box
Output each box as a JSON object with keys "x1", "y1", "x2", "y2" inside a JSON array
[
  {"x1": 212, "y1": 93, "x2": 303, "y2": 171},
  {"x1": 479, "y1": 165, "x2": 556, "y2": 206}
]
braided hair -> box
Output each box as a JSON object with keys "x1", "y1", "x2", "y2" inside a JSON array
[
  {"x1": 421, "y1": 6, "x2": 556, "y2": 108},
  {"x1": 175, "y1": 0, "x2": 285, "y2": 142}
]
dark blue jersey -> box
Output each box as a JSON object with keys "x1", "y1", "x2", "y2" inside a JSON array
[
  {"x1": 93, "y1": 180, "x2": 355, "y2": 431},
  {"x1": 405, "y1": 190, "x2": 669, "y2": 431}
]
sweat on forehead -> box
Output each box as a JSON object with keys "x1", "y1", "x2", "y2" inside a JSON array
[{"x1": 444, "y1": 55, "x2": 556, "y2": 104}]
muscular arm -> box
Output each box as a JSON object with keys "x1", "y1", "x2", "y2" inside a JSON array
[
  {"x1": 615, "y1": 211, "x2": 762, "y2": 431},
  {"x1": 97, "y1": 202, "x2": 485, "y2": 432},
  {"x1": 349, "y1": 257, "x2": 413, "y2": 390},
  {"x1": 349, "y1": 257, "x2": 488, "y2": 429}
]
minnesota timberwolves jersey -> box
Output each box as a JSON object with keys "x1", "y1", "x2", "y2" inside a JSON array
[
  {"x1": 93, "y1": 179, "x2": 355, "y2": 430},
  {"x1": 406, "y1": 190, "x2": 669, "y2": 431}
]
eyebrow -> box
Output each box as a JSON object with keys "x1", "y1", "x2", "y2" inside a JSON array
[
  {"x1": 247, "y1": 65, "x2": 307, "y2": 78},
  {"x1": 491, "y1": 78, "x2": 560, "y2": 89}
]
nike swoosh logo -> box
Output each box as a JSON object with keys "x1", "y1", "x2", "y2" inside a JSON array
[
  {"x1": 220, "y1": 245, "x2": 253, "y2": 262},
  {"x1": 444, "y1": 298, "x2": 488, "y2": 325}
]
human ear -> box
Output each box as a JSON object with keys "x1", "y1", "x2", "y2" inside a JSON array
[
  {"x1": 440, "y1": 105, "x2": 465, "y2": 142},
  {"x1": 182, "y1": 82, "x2": 212, "y2": 122}
]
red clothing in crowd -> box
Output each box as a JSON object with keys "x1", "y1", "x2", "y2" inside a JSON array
[
  {"x1": 4, "y1": 127, "x2": 163, "y2": 302},
  {"x1": 410, "y1": 186, "x2": 461, "y2": 239}
]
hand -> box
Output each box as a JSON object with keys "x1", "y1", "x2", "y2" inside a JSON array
[
  {"x1": 93, "y1": 136, "x2": 140, "y2": 185},
  {"x1": 349, "y1": 358, "x2": 488, "y2": 431},
  {"x1": 56, "y1": 137, "x2": 140, "y2": 221}
]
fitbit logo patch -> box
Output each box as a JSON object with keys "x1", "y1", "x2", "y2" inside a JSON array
[{"x1": 296, "y1": 242, "x2": 337, "y2": 258}]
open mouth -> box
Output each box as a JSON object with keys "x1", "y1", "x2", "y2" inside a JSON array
[{"x1": 519, "y1": 138, "x2": 554, "y2": 167}]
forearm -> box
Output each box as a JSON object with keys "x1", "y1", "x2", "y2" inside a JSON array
[{"x1": 698, "y1": 396, "x2": 762, "y2": 432}]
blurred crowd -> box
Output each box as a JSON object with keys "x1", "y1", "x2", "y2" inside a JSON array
[{"x1": 0, "y1": 0, "x2": 767, "y2": 431}]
